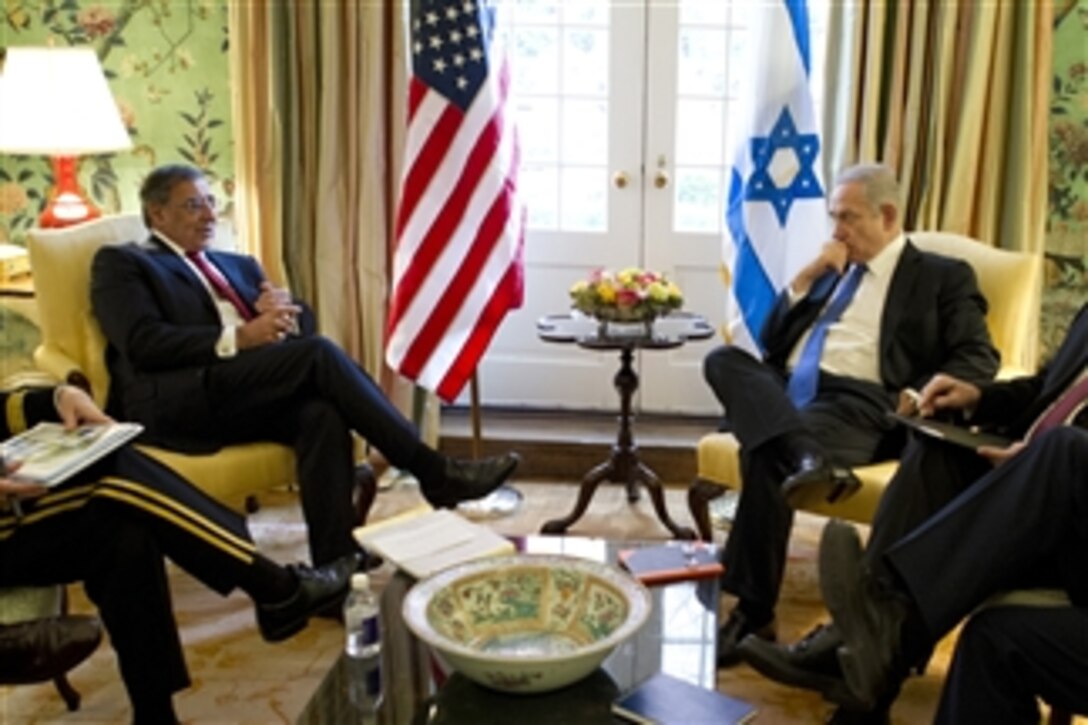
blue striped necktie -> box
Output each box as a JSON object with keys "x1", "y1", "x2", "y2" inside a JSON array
[{"x1": 787, "y1": 264, "x2": 867, "y2": 408}]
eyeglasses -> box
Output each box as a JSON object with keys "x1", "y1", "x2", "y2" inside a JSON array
[{"x1": 173, "y1": 195, "x2": 217, "y2": 214}]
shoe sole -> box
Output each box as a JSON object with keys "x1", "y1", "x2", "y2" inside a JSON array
[
  {"x1": 738, "y1": 638, "x2": 864, "y2": 707},
  {"x1": 263, "y1": 583, "x2": 349, "y2": 643},
  {"x1": 717, "y1": 623, "x2": 776, "y2": 669},
  {"x1": 818, "y1": 521, "x2": 885, "y2": 709}
]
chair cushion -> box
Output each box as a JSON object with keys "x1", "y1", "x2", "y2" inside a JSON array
[
  {"x1": 138, "y1": 441, "x2": 296, "y2": 511},
  {"x1": 696, "y1": 431, "x2": 897, "y2": 525}
]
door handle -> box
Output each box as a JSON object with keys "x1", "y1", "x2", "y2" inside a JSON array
[
  {"x1": 613, "y1": 171, "x2": 630, "y2": 189},
  {"x1": 654, "y1": 170, "x2": 669, "y2": 189}
]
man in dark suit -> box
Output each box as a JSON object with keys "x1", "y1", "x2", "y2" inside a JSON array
[
  {"x1": 795, "y1": 303, "x2": 1088, "y2": 722},
  {"x1": 705, "y1": 163, "x2": 999, "y2": 666},
  {"x1": 90, "y1": 164, "x2": 519, "y2": 569},
  {"x1": 0, "y1": 383, "x2": 357, "y2": 724}
]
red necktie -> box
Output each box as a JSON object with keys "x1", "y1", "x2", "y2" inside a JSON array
[
  {"x1": 1028, "y1": 371, "x2": 1088, "y2": 439},
  {"x1": 186, "y1": 251, "x2": 254, "y2": 321}
]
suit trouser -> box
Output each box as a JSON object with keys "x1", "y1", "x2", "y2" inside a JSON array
[
  {"x1": 935, "y1": 605, "x2": 1088, "y2": 723},
  {"x1": 863, "y1": 432, "x2": 991, "y2": 571},
  {"x1": 0, "y1": 448, "x2": 258, "y2": 710},
  {"x1": 192, "y1": 336, "x2": 442, "y2": 565},
  {"x1": 886, "y1": 426, "x2": 1088, "y2": 642},
  {"x1": 703, "y1": 347, "x2": 892, "y2": 612}
]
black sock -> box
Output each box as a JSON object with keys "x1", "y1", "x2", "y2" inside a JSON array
[
  {"x1": 241, "y1": 555, "x2": 297, "y2": 606},
  {"x1": 132, "y1": 695, "x2": 179, "y2": 725},
  {"x1": 405, "y1": 443, "x2": 446, "y2": 493},
  {"x1": 737, "y1": 599, "x2": 774, "y2": 627}
]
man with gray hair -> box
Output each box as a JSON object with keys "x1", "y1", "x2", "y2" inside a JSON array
[{"x1": 704, "y1": 163, "x2": 1000, "y2": 680}]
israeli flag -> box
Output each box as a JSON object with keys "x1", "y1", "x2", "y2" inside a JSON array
[{"x1": 723, "y1": 0, "x2": 825, "y2": 354}]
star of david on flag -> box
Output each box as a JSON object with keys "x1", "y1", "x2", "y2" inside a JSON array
[{"x1": 722, "y1": 0, "x2": 826, "y2": 354}]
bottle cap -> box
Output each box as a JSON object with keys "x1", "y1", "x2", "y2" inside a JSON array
[{"x1": 351, "y1": 573, "x2": 370, "y2": 591}]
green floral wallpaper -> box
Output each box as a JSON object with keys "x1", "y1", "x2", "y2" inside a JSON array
[
  {"x1": 0, "y1": 0, "x2": 234, "y2": 243},
  {"x1": 1046, "y1": 1, "x2": 1088, "y2": 356},
  {"x1": 0, "y1": 0, "x2": 233, "y2": 379}
]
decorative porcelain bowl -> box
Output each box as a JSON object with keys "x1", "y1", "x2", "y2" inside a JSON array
[{"x1": 402, "y1": 554, "x2": 652, "y2": 694}]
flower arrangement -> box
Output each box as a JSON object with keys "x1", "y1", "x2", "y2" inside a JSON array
[{"x1": 569, "y1": 267, "x2": 684, "y2": 322}]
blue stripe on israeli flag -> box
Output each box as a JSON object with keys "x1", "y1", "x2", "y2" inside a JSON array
[{"x1": 722, "y1": 0, "x2": 826, "y2": 354}]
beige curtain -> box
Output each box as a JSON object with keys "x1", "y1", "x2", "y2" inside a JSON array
[
  {"x1": 227, "y1": 1, "x2": 286, "y2": 285},
  {"x1": 822, "y1": 0, "x2": 1051, "y2": 255},
  {"x1": 228, "y1": 3, "x2": 437, "y2": 445},
  {"x1": 227, "y1": 2, "x2": 400, "y2": 376}
]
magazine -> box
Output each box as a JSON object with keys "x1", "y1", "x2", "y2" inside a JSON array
[{"x1": 1, "y1": 422, "x2": 144, "y2": 487}]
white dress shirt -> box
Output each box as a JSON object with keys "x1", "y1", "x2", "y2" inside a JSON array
[{"x1": 787, "y1": 234, "x2": 907, "y2": 385}]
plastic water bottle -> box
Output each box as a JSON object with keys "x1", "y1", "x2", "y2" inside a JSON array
[{"x1": 343, "y1": 573, "x2": 382, "y2": 714}]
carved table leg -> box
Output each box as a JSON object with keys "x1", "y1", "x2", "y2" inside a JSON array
[
  {"x1": 635, "y1": 461, "x2": 696, "y2": 540},
  {"x1": 687, "y1": 478, "x2": 729, "y2": 542},
  {"x1": 541, "y1": 459, "x2": 615, "y2": 534}
]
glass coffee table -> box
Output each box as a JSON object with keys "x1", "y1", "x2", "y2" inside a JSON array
[{"x1": 297, "y1": 536, "x2": 721, "y2": 724}]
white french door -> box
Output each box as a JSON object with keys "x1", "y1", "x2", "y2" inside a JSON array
[{"x1": 464, "y1": 1, "x2": 824, "y2": 415}]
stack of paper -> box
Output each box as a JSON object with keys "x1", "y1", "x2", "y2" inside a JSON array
[{"x1": 353, "y1": 506, "x2": 515, "y2": 579}]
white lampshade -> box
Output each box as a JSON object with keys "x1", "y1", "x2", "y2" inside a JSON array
[{"x1": 0, "y1": 46, "x2": 132, "y2": 155}]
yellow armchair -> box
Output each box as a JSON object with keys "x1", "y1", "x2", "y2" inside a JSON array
[
  {"x1": 26, "y1": 214, "x2": 295, "y2": 512},
  {"x1": 688, "y1": 231, "x2": 1042, "y2": 536}
]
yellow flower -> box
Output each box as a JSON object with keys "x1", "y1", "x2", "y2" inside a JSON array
[
  {"x1": 646, "y1": 281, "x2": 669, "y2": 302},
  {"x1": 569, "y1": 266, "x2": 683, "y2": 321}
]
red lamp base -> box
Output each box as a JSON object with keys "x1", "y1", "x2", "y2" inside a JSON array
[{"x1": 39, "y1": 155, "x2": 102, "y2": 229}]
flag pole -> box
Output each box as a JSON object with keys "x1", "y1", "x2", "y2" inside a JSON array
[{"x1": 470, "y1": 372, "x2": 482, "y2": 460}]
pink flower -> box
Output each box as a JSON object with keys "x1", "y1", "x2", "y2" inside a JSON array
[
  {"x1": 79, "y1": 6, "x2": 116, "y2": 38},
  {"x1": 616, "y1": 288, "x2": 640, "y2": 308}
]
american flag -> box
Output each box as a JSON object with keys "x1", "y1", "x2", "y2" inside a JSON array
[{"x1": 385, "y1": 0, "x2": 525, "y2": 402}]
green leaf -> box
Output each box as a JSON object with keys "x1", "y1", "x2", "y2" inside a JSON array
[
  {"x1": 180, "y1": 112, "x2": 198, "y2": 126},
  {"x1": 178, "y1": 149, "x2": 196, "y2": 163}
]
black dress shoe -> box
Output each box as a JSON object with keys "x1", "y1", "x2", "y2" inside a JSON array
[
  {"x1": 256, "y1": 552, "x2": 359, "y2": 642},
  {"x1": 819, "y1": 520, "x2": 910, "y2": 708},
  {"x1": 716, "y1": 608, "x2": 776, "y2": 668},
  {"x1": 826, "y1": 705, "x2": 891, "y2": 725},
  {"x1": 424, "y1": 452, "x2": 521, "y2": 509},
  {"x1": 738, "y1": 625, "x2": 867, "y2": 707},
  {"x1": 0, "y1": 615, "x2": 102, "y2": 683},
  {"x1": 781, "y1": 454, "x2": 862, "y2": 509}
]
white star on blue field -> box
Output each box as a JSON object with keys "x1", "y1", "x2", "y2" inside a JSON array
[{"x1": 744, "y1": 107, "x2": 822, "y2": 226}]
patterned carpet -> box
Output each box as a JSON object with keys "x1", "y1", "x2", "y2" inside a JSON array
[{"x1": 0, "y1": 479, "x2": 956, "y2": 724}]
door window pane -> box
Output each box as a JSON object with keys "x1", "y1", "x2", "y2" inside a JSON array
[
  {"x1": 674, "y1": 168, "x2": 722, "y2": 234},
  {"x1": 677, "y1": 28, "x2": 727, "y2": 96},
  {"x1": 561, "y1": 99, "x2": 607, "y2": 165},
  {"x1": 561, "y1": 167, "x2": 607, "y2": 231},
  {"x1": 563, "y1": 28, "x2": 609, "y2": 96},
  {"x1": 522, "y1": 164, "x2": 558, "y2": 229},
  {"x1": 675, "y1": 99, "x2": 723, "y2": 166},
  {"x1": 508, "y1": 1, "x2": 610, "y2": 234},
  {"x1": 516, "y1": 97, "x2": 559, "y2": 163}
]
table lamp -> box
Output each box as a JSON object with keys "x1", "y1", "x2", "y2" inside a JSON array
[{"x1": 0, "y1": 46, "x2": 132, "y2": 228}]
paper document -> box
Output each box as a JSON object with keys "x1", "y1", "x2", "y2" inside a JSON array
[{"x1": 2, "y1": 422, "x2": 144, "y2": 487}]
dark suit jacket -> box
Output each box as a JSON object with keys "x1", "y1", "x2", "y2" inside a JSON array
[
  {"x1": 760, "y1": 240, "x2": 1000, "y2": 395},
  {"x1": 973, "y1": 303, "x2": 1088, "y2": 438},
  {"x1": 90, "y1": 236, "x2": 316, "y2": 449}
]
